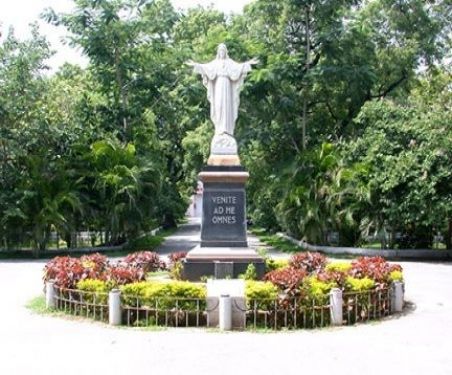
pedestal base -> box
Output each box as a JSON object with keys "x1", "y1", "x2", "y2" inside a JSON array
[{"x1": 183, "y1": 246, "x2": 265, "y2": 281}]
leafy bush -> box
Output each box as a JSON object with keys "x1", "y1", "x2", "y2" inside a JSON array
[
  {"x1": 80, "y1": 253, "x2": 109, "y2": 279},
  {"x1": 264, "y1": 267, "x2": 307, "y2": 295},
  {"x1": 168, "y1": 251, "x2": 188, "y2": 265},
  {"x1": 301, "y1": 276, "x2": 337, "y2": 301},
  {"x1": 76, "y1": 279, "x2": 109, "y2": 303},
  {"x1": 168, "y1": 252, "x2": 187, "y2": 280},
  {"x1": 389, "y1": 270, "x2": 403, "y2": 282},
  {"x1": 345, "y1": 276, "x2": 375, "y2": 292},
  {"x1": 265, "y1": 258, "x2": 289, "y2": 272},
  {"x1": 105, "y1": 264, "x2": 145, "y2": 286},
  {"x1": 325, "y1": 262, "x2": 352, "y2": 273},
  {"x1": 43, "y1": 256, "x2": 86, "y2": 289},
  {"x1": 245, "y1": 281, "x2": 278, "y2": 310},
  {"x1": 240, "y1": 264, "x2": 258, "y2": 280},
  {"x1": 317, "y1": 262, "x2": 353, "y2": 288},
  {"x1": 123, "y1": 251, "x2": 166, "y2": 273},
  {"x1": 125, "y1": 234, "x2": 165, "y2": 252},
  {"x1": 121, "y1": 281, "x2": 206, "y2": 310},
  {"x1": 350, "y1": 257, "x2": 403, "y2": 286},
  {"x1": 170, "y1": 261, "x2": 184, "y2": 280},
  {"x1": 245, "y1": 281, "x2": 279, "y2": 300},
  {"x1": 289, "y1": 252, "x2": 327, "y2": 272}
]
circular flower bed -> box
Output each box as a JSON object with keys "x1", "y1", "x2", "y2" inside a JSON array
[{"x1": 42, "y1": 251, "x2": 404, "y2": 329}]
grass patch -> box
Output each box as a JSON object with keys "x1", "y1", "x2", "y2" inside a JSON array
[
  {"x1": 251, "y1": 229, "x2": 302, "y2": 253},
  {"x1": 124, "y1": 234, "x2": 165, "y2": 252},
  {"x1": 26, "y1": 296, "x2": 61, "y2": 316}
]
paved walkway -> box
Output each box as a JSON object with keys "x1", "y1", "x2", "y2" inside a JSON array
[{"x1": 0, "y1": 222, "x2": 451, "y2": 375}]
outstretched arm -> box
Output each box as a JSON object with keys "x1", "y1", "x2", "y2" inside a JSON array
[
  {"x1": 186, "y1": 59, "x2": 198, "y2": 67},
  {"x1": 186, "y1": 60, "x2": 205, "y2": 75},
  {"x1": 247, "y1": 57, "x2": 259, "y2": 65}
]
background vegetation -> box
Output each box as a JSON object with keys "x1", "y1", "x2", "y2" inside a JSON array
[{"x1": 0, "y1": 0, "x2": 450, "y2": 255}]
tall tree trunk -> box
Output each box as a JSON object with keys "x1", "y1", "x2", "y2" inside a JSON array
[
  {"x1": 114, "y1": 47, "x2": 129, "y2": 140},
  {"x1": 302, "y1": 5, "x2": 311, "y2": 150}
]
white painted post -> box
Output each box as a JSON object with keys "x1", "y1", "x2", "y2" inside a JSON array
[
  {"x1": 392, "y1": 281, "x2": 404, "y2": 313},
  {"x1": 219, "y1": 294, "x2": 232, "y2": 331},
  {"x1": 109, "y1": 289, "x2": 122, "y2": 326},
  {"x1": 329, "y1": 288, "x2": 343, "y2": 326},
  {"x1": 45, "y1": 281, "x2": 56, "y2": 309}
]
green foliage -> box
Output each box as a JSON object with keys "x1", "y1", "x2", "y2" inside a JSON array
[
  {"x1": 170, "y1": 261, "x2": 184, "y2": 281},
  {"x1": 125, "y1": 235, "x2": 165, "y2": 252},
  {"x1": 245, "y1": 281, "x2": 278, "y2": 300},
  {"x1": 325, "y1": 262, "x2": 352, "y2": 273},
  {"x1": 1, "y1": 0, "x2": 450, "y2": 256},
  {"x1": 121, "y1": 280, "x2": 206, "y2": 309},
  {"x1": 345, "y1": 277, "x2": 375, "y2": 292},
  {"x1": 245, "y1": 280, "x2": 279, "y2": 310},
  {"x1": 240, "y1": 263, "x2": 258, "y2": 281},
  {"x1": 389, "y1": 270, "x2": 404, "y2": 283},
  {"x1": 76, "y1": 279, "x2": 109, "y2": 303},
  {"x1": 265, "y1": 258, "x2": 289, "y2": 272},
  {"x1": 252, "y1": 231, "x2": 303, "y2": 253},
  {"x1": 302, "y1": 276, "x2": 337, "y2": 301}
]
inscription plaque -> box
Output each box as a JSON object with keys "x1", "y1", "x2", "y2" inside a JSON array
[{"x1": 201, "y1": 183, "x2": 247, "y2": 247}]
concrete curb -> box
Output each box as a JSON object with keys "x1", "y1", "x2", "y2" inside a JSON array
[{"x1": 277, "y1": 233, "x2": 452, "y2": 260}]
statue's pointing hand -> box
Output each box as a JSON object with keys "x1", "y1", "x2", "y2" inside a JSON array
[{"x1": 248, "y1": 57, "x2": 259, "y2": 65}]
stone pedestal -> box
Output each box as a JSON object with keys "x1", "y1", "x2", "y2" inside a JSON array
[{"x1": 183, "y1": 165, "x2": 265, "y2": 281}]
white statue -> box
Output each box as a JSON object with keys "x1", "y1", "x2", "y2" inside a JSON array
[{"x1": 187, "y1": 44, "x2": 258, "y2": 156}]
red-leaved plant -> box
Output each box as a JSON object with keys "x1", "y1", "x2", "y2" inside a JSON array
[
  {"x1": 105, "y1": 265, "x2": 145, "y2": 286},
  {"x1": 264, "y1": 267, "x2": 307, "y2": 296},
  {"x1": 80, "y1": 253, "x2": 109, "y2": 279},
  {"x1": 168, "y1": 251, "x2": 188, "y2": 266},
  {"x1": 43, "y1": 256, "x2": 89, "y2": 289},
  {"x1": 289, "y1": 252, "x2": 327, "y2": 273},
  {"x1": 316, "y1": 270, "x2": 348, "y2": 289},
  {"x1": 350, "y1": 257, "x2": 402, "y2": 287},
  {"x1": 123, "y1": 251, "x2": 166, "y2": 273}
]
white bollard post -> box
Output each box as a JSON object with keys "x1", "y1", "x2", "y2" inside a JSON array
[
  {"x1": 219, "y1": 294, "x2": 232, "y2": 331},
  {"x1": 329, "y1": 288, "x2": 343, "y2": 326},
  {"x1": 392, "y1": 281, "x2": 404, "y2": 313},
  {"x1": 109, "y1": 289, "x2": 122, "y2": 326},
  {"x1": 45, "y1": 281, "x2": 56, "y2": 309}
]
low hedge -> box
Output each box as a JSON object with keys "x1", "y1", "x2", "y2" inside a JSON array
[{"x1": 120, "y1": 281, "x2": 206, "y2": 310}]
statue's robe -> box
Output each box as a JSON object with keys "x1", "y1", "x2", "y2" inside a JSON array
[{"x1": 194, "y1": 58, "x2": 252, "y2": 135}]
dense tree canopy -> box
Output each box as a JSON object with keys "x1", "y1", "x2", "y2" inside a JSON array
[{"x1": 0, "y1": 0, "x2": 450, "y2": 254}]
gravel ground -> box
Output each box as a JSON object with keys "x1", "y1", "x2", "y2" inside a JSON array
[{"x1": 0, "y1": 221, "x2": 451, "y2": 375}]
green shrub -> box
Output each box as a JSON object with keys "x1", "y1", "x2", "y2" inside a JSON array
[
  {"x1": 245, "y1": 281, "x2": 278, "y2": 310},
  {"x1": 76, "y1": 279, "x2": 109, "y2": 304},
  {"x1": 302, "y1": 276, "x2": 337, "y2": 302},
  {"x1": 170, "y1": 261, "x2": 184, "y2": 280},
  {"x1": 325, "y1": 262, "x2": 352, "y2": 273},
  {"x1": 245, "y1": 281, "x2": 278, "y2": 300},
  {"x1": 389, "y1": 270, "x2": 403, "y2": 282},
  {"x1": 265, "y1": 258, "x2": 289, "y2": 272},
  {"x1": 120, "y1": 281, "x2": 206, "y2": 310},
  {"x1": 125, "y1": 235, "x2": 164, "y2": 252},
  {"x1": 240, "y1": 263, "x2": 258, "y2": 280},
  {"x1": 345, "y1": 276, "x2": 375, "y2": 292}
]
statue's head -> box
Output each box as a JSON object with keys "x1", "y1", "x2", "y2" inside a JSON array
[{"x1": 216, "y1": 43, "x2": 228, "y2": 60}]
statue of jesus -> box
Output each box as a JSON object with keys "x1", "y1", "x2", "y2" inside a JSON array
[{"x1": 187, "y1": 44, "x2": 258, "y2": 146}]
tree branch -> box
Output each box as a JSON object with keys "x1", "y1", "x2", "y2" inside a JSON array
[{"x1": 371, "y1": 71, "x2": 408, "y2": 99}]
